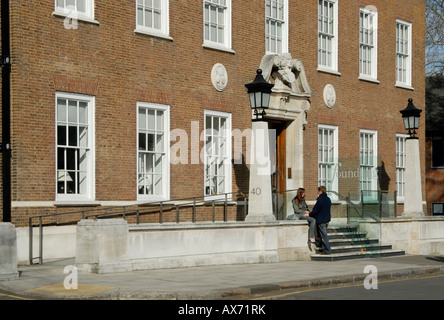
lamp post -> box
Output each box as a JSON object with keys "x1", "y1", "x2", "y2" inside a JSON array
[
  {"x1": 400, "y1": 98, "x2": 422, "y2": 139},
  {"x1": 245, "y1": 69, "x2": 274, "y2": 121},
  {"x1": 400, "y1": 98, "x2": 424, "y2": 217},
  {"x1": 244, "y1": 69, "x2": 276, "y2": 222}
]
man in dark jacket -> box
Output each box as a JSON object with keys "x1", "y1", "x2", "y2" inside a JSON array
[{"x1": 309, "y1": 186, "x2": 332, "y2": 254}]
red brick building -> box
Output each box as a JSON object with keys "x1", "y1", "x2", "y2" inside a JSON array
[
  {"x1": 0, "y1": 0, "x2": 426, "y2": 227},
  {"x1": 426, "y1": 75, "x2": 444, "y2": 215}
]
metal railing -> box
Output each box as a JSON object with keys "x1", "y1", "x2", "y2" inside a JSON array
[
  {"x1": 27, "y1": 188, "x2": 396, "y2": 265},
  {"x1": 327, "y1": 191, "x2": 382, "y2": 223},
  {"x1": 28, "y1": 191, "x2": 249, "y2": 265}
]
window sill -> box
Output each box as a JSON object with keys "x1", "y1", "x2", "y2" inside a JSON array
[
  {"x1": 395, "y1": 83, "x2": 414, "y2": 91},
  {"x1": 52, "y1": 11, "x2": 100, "y2": 26},
  {"x1": 54, "y1": 201, "x2": 101, "y2": 207},
  {"x1": 134, "y1": 29, "x2": 173, "y2": 41},
  {"x1": 359, "y1": 76, "x2": 380, "y2": 84},
  {"x1": 203, "y1": 43, "x2": 235, "y2": 54},
  {"x1": 317, "y1": 67, "x2": 341, "y2": 76},
  {"x1": 204, "y1": 194, "x2": 234, "y2": 203},
  {"x1": 137, "y1": 197, "x2": 171, "y2": 205}
]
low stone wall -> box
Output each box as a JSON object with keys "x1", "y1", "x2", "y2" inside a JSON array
[
  {"x1": 128, "y1": 221, "x2": 312, "y2": 271},
  {"x1": 16, "y1": 225, "x2": 77, "y2": 265},
  {"x1": 0, "y1": 223, "x2": 19, "y2": 280},
  {"x1": 12, "y1": 216, "x2": 444, "y2": 273},
  {"x1": 362, "y1": 216, "x2": 444, "y2": 255},
  {"x1": 74, "y1": 219, "x2": 312, "y2": 273}
]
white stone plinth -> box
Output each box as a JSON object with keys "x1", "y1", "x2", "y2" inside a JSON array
[
  {"x1": 246, "y1": 121, "x2": 275, "y2": 222},
  {"x1": 75, "y1": 219, "x2": 132, "y2": 273},
  {"x1": 402, "y1": 138, "x2": 424, "y2": 217},
  {"x1": 0, "y1": 223, "x2": 19, "y2": 280}
]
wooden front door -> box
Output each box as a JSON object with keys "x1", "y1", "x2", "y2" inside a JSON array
[{"x1": 269, "y1": 120, "x2": 287, "y2": 219}]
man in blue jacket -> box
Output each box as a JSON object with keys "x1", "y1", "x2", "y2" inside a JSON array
[{"x1": 308, "y1": 186, "x2": 332, "y2": 255}]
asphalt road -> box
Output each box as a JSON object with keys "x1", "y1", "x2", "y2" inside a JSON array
[
  {"x1": 0, "y1": 289, "x2": 32, "y2": 300},
  {"x1": 252, "y1": 273, "x2": 444, "y2": 300}
]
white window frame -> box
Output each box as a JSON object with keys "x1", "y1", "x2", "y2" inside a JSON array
[
  {"x1": 359, "y1": 130, "x2": 378, "y2": 201},
  {"x1": 203, "y1": 0, "x2": 233, "y2": 53},
  {"x1": 359, "y1": 7, "x2": 378, "y2": 81},
  {"x1": 318, "y1": 0, "x2": 339, "y2": 73},
  {"x1": 56, "y1": 92, "x2": 95, "y2": 202},
  {"x1": 204, "y1": 110, "x2": 232, "y2": 200},
  {"x1": 137, "y1": 102, "x2": 170, "y2": 202},
  {"x1": 318, "y1": 125, "x2": 338, "y2": 200},
  {"x1": 396, "y1": 19, "x2": 412, "y2": 88},
  {"x1": 135, "y1": 0, "x2": 171, "y2": 40},
  {"x1": 54, "y1": 0, "x2": 95, "y2": 22},
  {"x1": 265, "y1": 0, "x2": 288, "y2": 54},
  {"x1": 396, "y1": 134, "x2": 408, "y2": 202}
]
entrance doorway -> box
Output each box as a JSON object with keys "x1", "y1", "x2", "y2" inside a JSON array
[{"x1": 269, "y1": 120, "x2": 287, "y2": 219}]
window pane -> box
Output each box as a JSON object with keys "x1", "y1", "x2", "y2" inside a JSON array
[
  {"x1": 137, "y1": 7, "x2": 143, "y2": 25},
  {"x1": 154, "y1": 11, "x2": 161, "y2": 29},
  {"x1": 148, "y1": 110, "x2": 155, "y2": 129},
  {"x1": 148, "y1": 133, "x2": 155, "y2": 151},
  {"x1": 79, "y1": 126, "x2": 88, "y2": 147},
  {"x1": 68, "y1": 126, "x2": 78, "y2": 146},
  {"x1": 57, "y1": 149, "x2": 65, "y2": 170},
  {"x1": 156, "y1": 110, "x2": 164, "y2": 131},
  {"x1": 138, "y1": 108, "x2": 146, "y2": 130},
  {"x1": 432, "y1": 138, "x2": 444, "y2": 167},
  {"x1": 79, "y1": 102, "x2": 88, "y2": 124},
  {"x1": 68, "y1": 100, "x2": 77, "y2": 123},
  {"x1": 57, "y1": 99, "x2": 67, "y2": 122},
  {"x1": 66, "y1": 149, "x2": 76, "y2": 170},
  {"x1": 139, "y1": 133, "x2": 147, "y2": 150},
  {"x1": 77, "y1": 0, "x2": 86, "y2": 13},
  {"x1": 58, "y1": 126, "x2": 67, "y2": 146}
]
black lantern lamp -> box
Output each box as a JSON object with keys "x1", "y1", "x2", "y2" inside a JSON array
[
  {"x1": 400, "y1": 98, "x2": 422, "y2": 139},
  {"x1": 245, "y1": 69, "x2": 274, "y2": 121}
]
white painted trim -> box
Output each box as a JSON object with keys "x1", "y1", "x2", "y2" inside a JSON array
[
  {"x1": 136, "y1": 102, "x2": 171, "y2": 202},
  {"x1": 135, "y1": 0, "x2": 170, "y2": 39},
  {"x1": 203, "y1": 110, "x2": 232, "y2": 201},
  {"x1": 203, "y1": 0, "x2": 232, "y2": 51},
  {"x1": 359, "y1": 7, "x2": 378, "y2": 81},
  {"x1": 55, "y1": 92, "x2": 96, "y2": 202}
]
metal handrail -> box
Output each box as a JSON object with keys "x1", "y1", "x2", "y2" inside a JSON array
[
  {"x1": 327, "y1": 190, "x2": 382, "y2": 223},
  {"x1": 28, "y1": 191, "x2": 249, "y2": 265},
  {"x1": 27, "y1": 188, "x2": 392, "y2": 265}
]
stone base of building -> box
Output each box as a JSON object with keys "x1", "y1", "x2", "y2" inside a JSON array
[
  {"x1": 13, "y1": 216, "x2": 444, "y2": 273},
  {"x1": 0, "y1": 223, "x2": 20, "y2": 280}
]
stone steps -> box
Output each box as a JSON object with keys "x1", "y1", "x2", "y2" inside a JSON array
[{"x1": 310, "y1": 225, "x2": 405, "y2": 261}]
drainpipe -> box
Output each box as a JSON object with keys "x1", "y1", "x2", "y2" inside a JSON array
[{"x1": 1, "y1": 0, "x2": 11, "y2": 223}]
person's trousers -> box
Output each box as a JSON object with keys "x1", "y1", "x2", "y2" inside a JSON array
[
  {"x1": 317, "y1": 222, "x2": 331, "y2": 254},
  {"x1": 300, "y1": 216, "x2": 317, "y2": 240}
]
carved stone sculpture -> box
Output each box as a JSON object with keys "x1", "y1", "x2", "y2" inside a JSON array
[{"x1": 259, "y1": 53, "x2": 313, "y2": 95}]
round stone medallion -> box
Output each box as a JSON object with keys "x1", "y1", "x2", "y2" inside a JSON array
[
  {"x1": 211, "y1": 63, "x2": 228, "y2": 92},
  {"x1": 323, "y1": 84, "x2": 336, "y2": 109}
]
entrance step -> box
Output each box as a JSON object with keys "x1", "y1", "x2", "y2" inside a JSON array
[{"x1": 311, "y1": 225, "x2": 405, "y2": 261}]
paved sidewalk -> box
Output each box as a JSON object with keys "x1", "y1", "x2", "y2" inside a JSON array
[{"x1": 1, "y1": 255, "x2": 444, "y2": 300}]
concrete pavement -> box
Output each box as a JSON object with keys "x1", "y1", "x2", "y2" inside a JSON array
[{"x1": 0, "y1": 255, "x2": 444, "y2": 300}]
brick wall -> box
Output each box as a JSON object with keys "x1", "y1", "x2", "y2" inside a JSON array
[{"x1": 1, "y1": 0, "x2": 426, "y2": 226}]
